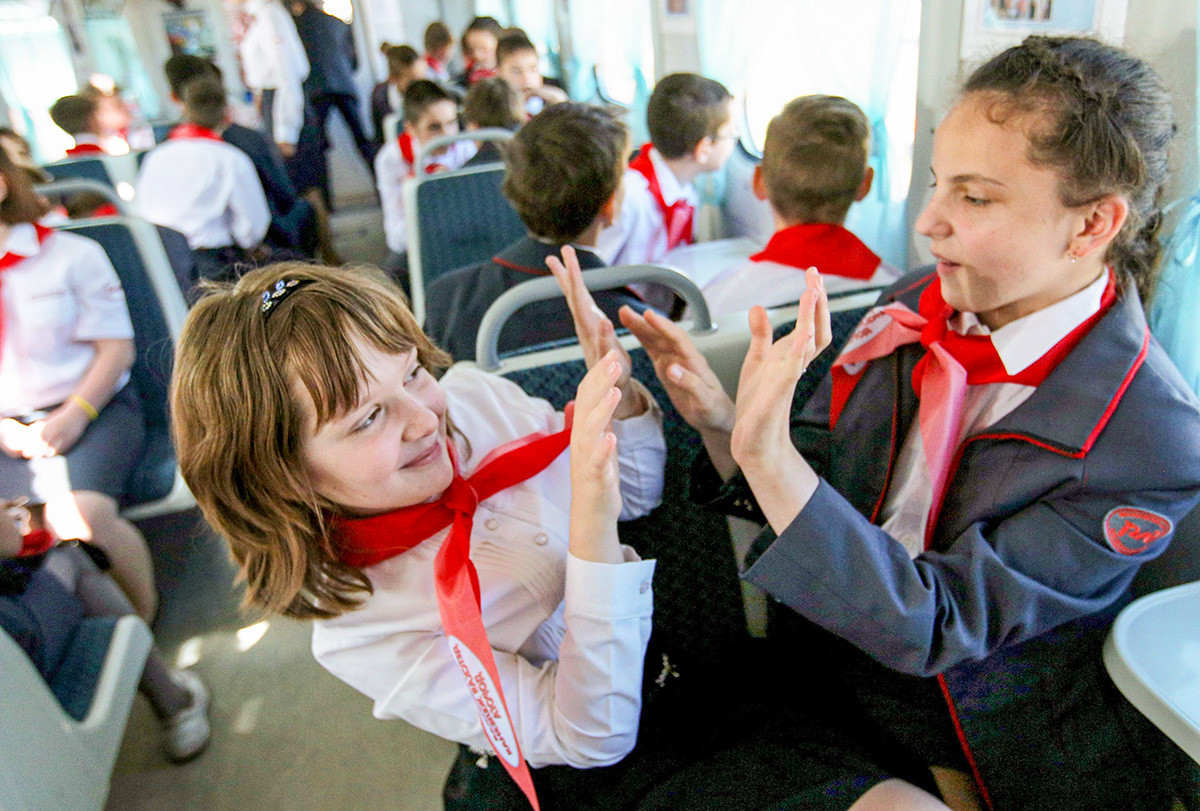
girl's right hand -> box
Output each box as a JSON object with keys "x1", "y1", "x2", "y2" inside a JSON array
[{"x1": 567, "y1": 350, "x2": 625, "y2": 564}]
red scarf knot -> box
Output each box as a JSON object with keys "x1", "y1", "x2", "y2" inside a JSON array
[{"x1": 629, "y1": 144, "x2": 694, "y2": 252}]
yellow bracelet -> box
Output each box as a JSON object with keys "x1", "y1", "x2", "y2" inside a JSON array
[{"x1": 70, "y1": 394, "x2": 99, "y2": 421}]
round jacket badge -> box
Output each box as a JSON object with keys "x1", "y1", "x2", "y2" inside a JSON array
[{"x1": 1103, "y1": 507, "x2": 1173, "y2": 555}]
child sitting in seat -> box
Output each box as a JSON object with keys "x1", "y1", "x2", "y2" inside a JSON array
[
  {"x1": 1, "y1": 501, "x2": 210, "y2": 762},
  {"x1": 599, "y1": 73, "x2": 735, "y2": 268},
  {"x1": 495, "y1": 29, "x2": 567, "y2": 119},
  {"x1": 171, "y1": 261, "x2": 664, "y2": 808},
  {"x1": 455, "y1": 16, "x2": 503, "y2": 91},
  {"x1": 48, "y1": 91, "x2": 130, "y2": 158},
  {"x1": 136, "y1": 76, "x2": 271, "y2": 281},
  {"x1": 702, "y1": 95, "x2": 902, "y2": 317},
  {"x1": 370, "y1": 44, "x2": 427, "y2": 149},
  {"x1": 423, "y1": 102, "x2": 650, "y2": 361},
  {"x1": 374, "y1": 79, "x2": 477, "y2": 273},
  {"x1": 422, "y1": 21, "x2": 454, "y2": 83},
  {"x1": 462, "y1": 77, "x2": 524, "y2": 167}
]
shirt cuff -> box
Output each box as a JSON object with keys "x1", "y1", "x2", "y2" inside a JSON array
[{"x1": 565, "y1": 551, "x2": 656, "y2": 619}]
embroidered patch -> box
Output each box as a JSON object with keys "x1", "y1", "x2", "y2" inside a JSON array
[{"x1": 1103, "y1": 507, "x2": 1173, "y2": 555}]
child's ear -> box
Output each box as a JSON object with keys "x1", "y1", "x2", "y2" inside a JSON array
[
  {"x1": 599, "y1": 183, "x2": 623, "y2": 227},
  {"x1": 752, "y1": 165, "x2": 768, "y2": 201},
  {"x1": 692, "y1": 137, "x2": 712, "y2": 165},
  {"x1": 855, "y1": 166, "x2": 874, "y2": 202},
  {"x1": 0, "y1": 174, "x2": 8, "y2": 206},
  {"x1": 1072, "y1": 194, "x2": 1129, "y2": 260}
]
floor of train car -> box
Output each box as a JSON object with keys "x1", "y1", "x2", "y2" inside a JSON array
[{"x1": 106, "y1": 203, "x2": 457, "y2": 810}]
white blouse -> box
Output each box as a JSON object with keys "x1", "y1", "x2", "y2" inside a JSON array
[{"x1": 312, "y1": 366, "x2": 665, "y2": 768}]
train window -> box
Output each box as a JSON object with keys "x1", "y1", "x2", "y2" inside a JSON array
[
  {"x1": 571, "y1": 0, "x2": 655, "y2": 108},
  {"x1": 0, "y1": 0, "x2": 79, "y2": 162},
  {"x1": 80, "y1": 8, "x2": 162, "y2": 126},
  {"x1": 697, "y1": 0, "x2": 922, "y2": 266}
]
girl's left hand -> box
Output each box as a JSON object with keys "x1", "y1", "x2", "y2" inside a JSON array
[
  {"x1": 33, "y1": 405, "x2": 90, "y2": 457},
  {"x1": 547, "y1": 246, "x2": 643, "y2": 420},
  {"x1": 566, "y1": 350, "x2": 625, "y2": 564},
  {"x1": 730, "y1": 268, "x2": 832, "y2": 474}
]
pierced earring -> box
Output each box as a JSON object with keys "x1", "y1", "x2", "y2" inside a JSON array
[{"x1": 1067, "y1": 251, "x2": 1079, "y2": 264}]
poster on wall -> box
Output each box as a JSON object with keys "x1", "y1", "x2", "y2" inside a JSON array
[
  {"x1": 163, "y1": 10, "x2": 217, "y2": 59},
  {"x1": 960, "y1": 0, "x2": 1129, "y2": 63}
]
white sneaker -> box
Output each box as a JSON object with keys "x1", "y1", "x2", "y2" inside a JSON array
[{"x1": 162, "y1": 668, "x2": 211, "y2": 763}]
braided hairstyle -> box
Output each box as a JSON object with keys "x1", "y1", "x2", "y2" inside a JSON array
[{"x1": 964, "y1": 36, "x2": 1175, "y2": 301}]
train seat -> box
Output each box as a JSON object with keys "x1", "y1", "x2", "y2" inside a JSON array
[
  {"x1": 0, "y1": 615, "x2": 152, "y2": 809},
  {"x1": 403, "y1": 129, "x2": 525, "y2": 326},
  {"x1": 53, "y1": 213, "x2": 193, "y2": 520},
  {"x1": 43, "y1": 152, "x2": 141, "y2": 201},
  {"x1": 476, "y1": 265, "x2": 749, "y2": 668}
]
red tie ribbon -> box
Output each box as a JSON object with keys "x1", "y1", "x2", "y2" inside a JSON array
[
  {"x1": 168, "y1": 123, "x2": 225, "y2": 142},
  {"x1": 1, "y1": 223, "x2": 54, "y2": 366},
  {"x1": 751, "y1": 223, "x2": 881, "y2": 281},
  {"x1": 332, "y1": 407, "x2": 575, "y2": 810},
  {"x1": 65, "y1": 143, "x2": 106, "y2": 157},
  {"x1": 830, "y1": 273, "x2": 1116, "y2": 544},
  {"x1": 398, "y1": 132, "x2": 445, "y2": 176},
  {"x1": 629, "y1": 144, "x2": 695, "y2": 252}
]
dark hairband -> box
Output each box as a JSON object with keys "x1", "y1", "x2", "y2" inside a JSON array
[{"x1": 260, "y1": 278, "x2": 313, "y2": 316}]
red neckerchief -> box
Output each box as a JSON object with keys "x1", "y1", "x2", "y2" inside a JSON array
[
  {"x1": 331, "y1": 411, "x2": 575, "y2": 811},
  {"x1": 425, "y1": 55, "x2": 445, "y2": 74},
  {"x1": 168, "y1": 123, "x2": 225, "y2": 142},
  {"x1": 65, "y1": 143, "x2": 105, "y2": 156},
  {"x1": 751, "y1": 223, "x2": 881, "y2": 281},
  {"x1": 466, "y1": 64, "x2": 498, "y2": 86},
  {"x1": 1, "y1": 224, "x2": 54, "y2": 360},
  {"x1": 398, "y1": 132, "x2": 445, "y2": 176},
  {"x1": 629, "y1": 144, "x2": 694, "y2": 251},
  {"x1": 830, "y1": 272, "x2": 1117, "y2": 541}
]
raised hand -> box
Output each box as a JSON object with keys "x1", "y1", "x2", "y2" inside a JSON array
[
  {"x1": 567, "y1": 350, "x2": 626, "y2": 564},
  {"x1": 546, "y1": 246, "x2": 643, "y2": 419},
  {"x1": 618, "y1": 305, "x2": 738, "y2": 478},
  {"x1": 730, "y1": 268, "x2": 832, "y2": 471}
]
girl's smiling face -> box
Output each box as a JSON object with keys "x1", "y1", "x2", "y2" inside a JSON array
[
  {"x1": 914, "y1": 93, "x2": 1110, "y2": 330},
  {"x1": 302, "y1": 335, "x2": 452, "y2": 516}
]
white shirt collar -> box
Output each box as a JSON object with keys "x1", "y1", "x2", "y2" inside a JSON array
[
  {"x1": 950, "y1": 271, "x2": 1108, "y2": 375},
  {"x1": 647, "y1": 146, "x2": 688, "y2": 206},
  {"x1": 1, "y1": 223, "x2": 42, "y2": 259}
]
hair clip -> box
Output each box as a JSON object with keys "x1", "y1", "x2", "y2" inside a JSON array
[{"x1": 260, "y1": 278, "x2": 310, "y2": 315}]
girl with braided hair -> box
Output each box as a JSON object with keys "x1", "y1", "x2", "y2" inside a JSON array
[{"x1": 624, "y1": 35, "x2": 1200, "y2": 809}]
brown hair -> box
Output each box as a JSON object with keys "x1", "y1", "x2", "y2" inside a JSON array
[
  {"x1": 463, "y1": 77, "x2": 523, "y2": 131},
  {"x1": 646, "y1": 73, "x2": 732, "y2": 159},
  {"x1": 181, "y1": 75, "x2": 228, "y2": 131},
  {"x1": 381, "y1": 43, "x2": 421, "y2": 79},
  {"x1": 461, "y1": 15, "x2": 502, "y2": 53},
  {"x1": 762, "y1": 95, "x2": 870, "y2": 225},
  {"x1": 424, "y1": 21, "x2": 452, "y2": 53},
  {"x1": 0, "y1": 146, "x2": 51, "y2": 225},
  {"x1": 171, "y1": 263, "x2": 451, "y2": 619},
  {"x1": 496, "y1": 28, "x2": 537, "y2": 66},
  {"x1": 49, "y1": 94, "x2": 97, "y2": 137},
  {"x1": 502, "y1": 102, "x2": 627, "y2": 242},
  {"x1": 402, "y1": 79, "x2": 457, "y2": 125},
  {"x1": 963, "y1": 36, "x2": 1175, "y2": 301}
]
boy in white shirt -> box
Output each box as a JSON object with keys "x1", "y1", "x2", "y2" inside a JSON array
[
  {"x1": 599, "y1": 73, "x2": 735, "y2": 268},
  {"x1": 136, "y1": 76, "x2": 271, "y2": 281},
  {"x1": 702, "y1": 95, "x2": 901, "y2": 317},
  {"x1": 495, "y1": 29, "x2": 566, "y2": 119},
  {"x1": 374, "y1": 79, "x2": 476, "y2": 272}
]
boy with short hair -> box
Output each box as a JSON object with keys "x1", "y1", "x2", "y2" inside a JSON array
[
  {"x1": 701, "y1": 95, "x2": 901, "y2": 316},
  {"x1": 422, "y1": 21, "x2": 454, "y2": 82},
  {"x1": 462, "y1": 77, "x2": 523, "y2": 167},
  {"x1": 374, "y1": 79, "x2": 477, "y2": 266},
  {"x1": 424, "y1": 102, "x2": 649, "y2": 360},
  {"x1": 495, "y1": 29, "x2": 567, "y2": 118},
  {"x1": 598, "y1": 73, "x2": 735, "y2": 267},
  {"x1": 136, "y1": 76, "x2": 270, "y2": 280},
  {"x1": 48, "y1": 92, "x2": 129, "y2": 157}
]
